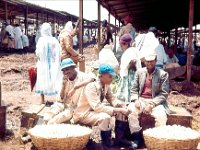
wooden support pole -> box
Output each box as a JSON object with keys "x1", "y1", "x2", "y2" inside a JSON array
[
  {"x1": 187, "y1": 0, "x2": 194, "y2": 81},
  {"x1": 5, "y1": 1, "x2": 8, "y2": 23},
  {"x1": 114, "y1": 18, "x2": 117, "y2": 53},
  {"x1": 108, "y1": 12, "x2": 110, "y2": 27},
  {"x1": 195, "y1": 25, "x2": 197, "y2": 41},
  {"x1": 97, "y1": 1, "x2": 101, "y2": 55},
  {"x1": 79, "y1": 0, "x2": 85, "y2": 72},
  {"x1": 0, "y1": 82, "x2": 1, "y2": 106},
  {"x1": 167, "y1": 30, "x2": 170, "y2": 47},
  {"x1": 24, "y1": 6, "x2": 28, "y2": 35},
  {"x1": 175, "y1": 27, "x2": 178, "y2": 54},
  {"x1": 53, "y1": 15, "x2": 55, "y2": 35},
  {"x1": 36, "y1": 12, "x2": 39, "y2": 29},
  {"x1": 46, "y1": 14, "x2": 49, "y2": 22}
]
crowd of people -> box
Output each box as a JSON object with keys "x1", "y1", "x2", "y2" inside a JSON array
[
  {"x1": 28, "y1": 14, "x2": 183, "y2": 149},
  {"x1": 0, "y1": 22, "x2": 29, "y2": 51},
  {"x1": 1, "y1": 14, "x2": 200, "y2": 149}
]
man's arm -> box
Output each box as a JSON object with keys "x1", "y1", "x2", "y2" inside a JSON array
[
  {"x1": 60, "y1": 79, "x2": 67, "y2": 100},
  {"x1": 64, "y1": 36, "x2": 79, "y2": 57},
  {"x1": 67, "y1": 78, "x2": 95, "y2": 99},
  {"x1": 106, "y1": 87, "x2": 125, "y2": 107},
  {"x1": 150, "y1": 72, "x2": 169, "y2": 105},
  {"x1": 85, "y1": 83, "x2": 115, "y2": 116},
  {"x1": 130, "y1": 70, "x2": 140, "y2": 101}
]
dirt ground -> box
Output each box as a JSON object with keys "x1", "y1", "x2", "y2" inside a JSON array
[{"x1": 0, "y1": 46, "x2": 199, "y2": 150}]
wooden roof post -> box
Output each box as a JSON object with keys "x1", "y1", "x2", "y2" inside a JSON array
[
  {"x1": 167, "y1": 30, "x2": 170, "y2": 47},
  {"x1": 5, "y1": 1, "x2": 8, "y2": 23},
  {"x1": 0, "y1": 82, "x2": 1, "y2": 106},
  {"x1": 187, "y1": 0, "x2": 194, "y2": 82},
  {"x1": 53, "y1": 15, "x2": 55, "y2": 35},
  {"x1": 36, "y1": 12, "x2": 39, "y2": 30},
  {"x1": 175, "y1": 27, "x2": 178, "y2": 54},
  {"x1": 108, "y1": 11, "x2": 110, "y2": 26},
  {"x1": 24, "y1": 6, "x2": 28, "y2": 35},
  {"x1": 97, "y1": 0, "x2": 101, "y2": 56},
  {"x1": 79, "y1": 0, "x2": 85, "y2": 72},
  {"x1": 46, "y1": 14, "x2": 49, "y2": 22},
  {"x1": 114, "y1": 18, "x2": 116, "y2": 53}
]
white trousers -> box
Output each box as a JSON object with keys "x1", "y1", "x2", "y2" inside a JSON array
[
  {"x1": 43, "y1": 102, "x2": 73, "y2": 124},
  {"x1": 127, "y1": 98, "x2": 167, "y2": 133}
]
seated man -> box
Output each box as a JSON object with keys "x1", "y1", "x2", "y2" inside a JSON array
[
  {"x1": 127, "y1": 52, "x2": 171, "y2": 148},
  {"x1": 43, "y1": 58, "x2": 94, "y2": 124},
  {"x1": 72, "y1": 64, "x2": 129, "y2": 149},
  {"x1": 165, "y1": 45, "x2": 180, "y2": 68}
]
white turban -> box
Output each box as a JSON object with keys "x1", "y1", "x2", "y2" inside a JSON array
[
  {"x1": 40, "y1": 23, "x2": 52, "y2": 37},
  {"x1": 138, "y1": 32, "x2": 159, "y2": 59}
]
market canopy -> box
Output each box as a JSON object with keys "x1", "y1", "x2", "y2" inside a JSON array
[{"x1": 97, "y1": 0, "x2": 200, "y2": 31}]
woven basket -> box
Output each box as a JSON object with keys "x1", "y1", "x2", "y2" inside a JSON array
[
  {"x1": 28, "y1": 124, "x2": 92, "y2": 150},
  {"x1": 143, "y1": 125, "x2": 200, "y2": 150}
]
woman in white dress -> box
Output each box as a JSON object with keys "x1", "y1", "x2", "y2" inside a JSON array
[
  {"x1": 35, "y1": 23, "x2": 62, "y2": 104},
  {"x1": 13, "y1": 24, "x2": 23, "y2": 49},
  {"x1": 116, "y1": 33, "x2": 141, "y2": 102}
]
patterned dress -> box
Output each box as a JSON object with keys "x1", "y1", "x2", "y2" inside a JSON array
[{"x1": 116, "y1": 47, "x2": 141, "y2": 102}]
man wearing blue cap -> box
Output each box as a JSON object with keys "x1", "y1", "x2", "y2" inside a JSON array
[
  {"x1": 72, "y1": 64, "x2": 129, "y2": 149},
  {"x1": 43, "y1": 58, "x2": 94, "y2": 124}
]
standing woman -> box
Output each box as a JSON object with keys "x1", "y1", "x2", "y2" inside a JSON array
[
  {"x1": 116, "y1": 33, "x2": 141, "y2": 102},
  {"x1": 59, "y1": 21, "x2": 84, "y2": 64},
  {"x1": 35, "y1": 23, "x2": 62, "y2": 104},
  {"x1": 13, "y1": 24, "x2": 23, "y2": 50}
]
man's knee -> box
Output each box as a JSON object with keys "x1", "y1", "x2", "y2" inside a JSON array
[
  {"x1": 152, "y1": 105, "x2": 167, "y2": 126},
  {"x1": 98, "y1": 113, "x2": 112, "y2": 131},
  {"x1": 98, "y1": 113, "x2": 111, "y2": 123}
]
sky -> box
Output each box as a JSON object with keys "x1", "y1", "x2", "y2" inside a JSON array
[{"x1": 25, "y1": 0, "x2": 118, "y2": 25}]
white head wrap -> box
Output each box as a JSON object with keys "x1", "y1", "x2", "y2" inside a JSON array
[
  {"x1": 40, "y1": 23, "x2": 52, "y2": 37},
  {"x1": 138, "y1": 32, "x2": 159, "y2": 59},
  {"x1": 59, "y1": 21, "x2": 74, "y2": 38}
]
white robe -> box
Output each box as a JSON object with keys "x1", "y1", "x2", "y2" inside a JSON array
[
  {"x1": 120, "y1": 47, "x2": 141, "y2": 77},
  {"x1": 5, "y1": 25, "x2": 14, "y2": 38},
  {"x1": 99, "y1": 46, "x2": 119, "y2": 73},
  {"x1": 21, "y1": 34, "x2": 29, "y2": 47},
  {"x1": 13, "y1": 27, "x2": 23, "y2": 49},
  {"x1": 35, "y1": 36, "x2": 62, "y2": 96}
]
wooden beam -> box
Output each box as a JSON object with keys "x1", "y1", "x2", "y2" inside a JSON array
[
  {"x1": 53, "y1": 15, "x2": 55, "y2": 34},
  {"x1": 0, "y1": 82, "x2": 1, "y2": 106},
  {"x1": 79, "y1": 0, "x2": 85, "y2": 72},
  {"x1": 108, "y1": 12, "x2": 110, "y2": 26},
  {"x1": 36, "y1": 12, "x2": 39, "y2": 29},
  {"x1": 46, "y1": 14, "x2": 49, "y2": 22},
  {"x1": 174, "y1": 27, "x2": 178, "y2": 54},
  {"x1": 24, "y1": 6, "x2": 28, "y2": 35},
  {"x1": 97, "y1": 1, "x2": 101, "y2": 55},
  {"x1": 114, "y1": 17, "x2": 117, "y2": 53},
  {"x1": 187, "y1": 0, "x2": 194, "y2": 81},
  {"x1": 5, "y1": 1, "x2": 8, "y2": 22}
]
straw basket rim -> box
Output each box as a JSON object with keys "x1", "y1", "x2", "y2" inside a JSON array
[
  {"x1": 143, "y1": 132, "x2": 200, "y2": 141},
  {"x1": 28, "y1": 124, "x2": 92, "y2": 150},
  {"x1": 28, "y1": 124, "x2": 92, "y2": 139},
  {"x1": 143, "y1": 126, "x2": 200, "y2": 150}
]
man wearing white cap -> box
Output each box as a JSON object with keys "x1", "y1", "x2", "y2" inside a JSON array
[
  {"x1": 127, "y1": 52, "x2": 170, "y2": 148},
  {"x1": 43, "y1": 58, "x2": 94, "y2": 124}
]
